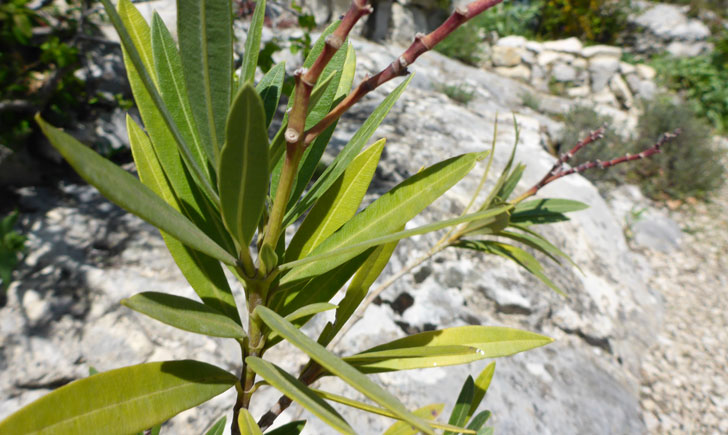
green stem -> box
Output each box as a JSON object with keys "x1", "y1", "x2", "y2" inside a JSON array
[{"x1": 261, "y1": 145, "x2": 304, "y2": 253}]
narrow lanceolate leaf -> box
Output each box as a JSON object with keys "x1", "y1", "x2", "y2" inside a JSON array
[
  {"x1": 455, "y1": 240, "x2": 564, "y2": 295},
  {"x1": 383, "y1": 404, "x2": 445, "y2": 435},
  {"x1": 497, "y1": 163, "x2": 525, "y2": 201},
  {"x1": 466, "y1": 411, "x2": 492, "y2": 432},
  {"x1": 287, "y1": 139, "x2": 386, "y2": 261},
  {"x1": 264, "y1": 420, "x2": 306, "y2": 435},
  {"x1": 122, "y1": 292, "x2": 245, "y2": 339},
  {"x1": 281, "y1": 151, "x2": 485, "y2": 284},
  {"x1": 178, "y1": 0, "x2": 232, "y2": 153},
  {"x1": 218, "y1": 84, "x2": 270, "y2": 248},
  {"x1": 255, "y1": 307, "x2": 434, "y2": 435},
  {"x1": 238, "y1": 409, "x2": 263, "y2": 435},
  {"x1": 284, "y1": 75, "x2": 414, "y2": 227},
  {"x1": 468, "y1": 362, "x2": 495, "y2": 421},
  {"x1": 256, "y1": 62, "x2": 286, "y2": 127},
  {"x1": 239, "y1": 0, "x2": 266, "y2": 85},
  {"x1": 280, "y1": 206, "x2": 511, "y2": 275},
  {"x1": 109, "y1": 0, "x2": 218, "y2": 206},
  {"x1": 360, "y1": 325, "x2": 553, "y2": 361},
  {"x1": 205, "y1": 416, "x2": 227, "y2": 435},
  {"x1": 510, "y1": 198, "x2": 589, "y2": 226},
  {"x1": 37, "y1": 116, "x2": 236, "y2": 266},
  {"x1": 344, "y1": 345, "x2": 483, "y2": 373},
  {"x1": 0, "y1": 360, "x2": 237, "y2": 435},
  {"x1": 245, "y1": 357, "x2": 355, "y2": 435},
  {"x1": 128, "y1": 117, "x2": 240, "y2": 322},
  {"x1": 317, "y1": 234, "x2": 401, "y2": 347},
  {"x1": 151, "y1": 13, "x2": 211, "y2": 170},
  {"x1": 443, "y1": 376, "x2": 474, "y2": 435}
]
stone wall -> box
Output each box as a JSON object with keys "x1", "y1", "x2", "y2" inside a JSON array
[{"x1": 487, "y1": 36, "x2": 657, "y2": 112}]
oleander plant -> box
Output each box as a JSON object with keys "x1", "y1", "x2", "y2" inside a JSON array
[{"x1": 0, "y1": 0, "x2": 677, "y2": 433}]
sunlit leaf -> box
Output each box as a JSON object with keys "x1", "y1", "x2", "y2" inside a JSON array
[
  {"x1": 279, "y1": 205, "x2": 508, "y2": 281},
  {"x1": 238, "y1": 409, "x2": 263, "y2": 435},
  {"x1": 287, "y1": 139, "x2": 386, "y2": 261},
  {"x1": 283, "y1": 75, "x2": 415, "y2": 226},
  {"x1": 467, "y1": 411, "x2": 492, "y2": 431},
  {"x1": 0, "y1": 360, "x2": 237, "y2": 434},
  {"x1": 281, "y1": 151, "x2": 486, "y2": 285},
  {"x1": 151, "y1": 13, "x2": 210, "y2": 172},
  {"x1": 109, "y1": 0, "x2": 218, "y2": 205},
  {"x1": 37, "y1": 116, "x2": 236, "y2": 266},
  {"x1": 122, "y1": 292, "x2": 245, "y2": 338},
  {"x1": 245, "y1": 357, "x2": 354, "y2": 434},
  {"x1": 240, "y1": 0, "x2": 266, "y2": 85},
  {"x1": 255, "y1": 307, "x2": 433, "y2": 434},
  {"x1": 382, "y1": 404, "x2": 443, "y2": 435},
  {"x1": 178, "y1": 0, "x2": 232, "y2": 153},
  {"x1": 468, "y1": 362, "x2": 495, "y2": 421},
  {"x1": 317, "y1": 232, "x2": 401, "y2": 347},
  {"x1": 218, "y1": 83, "x2": 270, "y2": 247},
  {"x1": 361, "y1": 325, "x2": 553, "y2": 361},
  {"x1": 127, "y1": 83, "x2": 239, "y2": 324}
]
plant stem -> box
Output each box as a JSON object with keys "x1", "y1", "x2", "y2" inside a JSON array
[
  {"x1": 261, "y1": 145, "x2": 304, "y2": 251},
  {"x1": 303, "y1": 0, "x2": 505, "y2": 145}
]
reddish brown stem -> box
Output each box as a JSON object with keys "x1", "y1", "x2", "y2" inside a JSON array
[
  {"x1": 303, "y1": 0, "x2": 505, "y2": 145},
  {"x1": 516, "y1": 129, "x2": 681, "y2": 202}
]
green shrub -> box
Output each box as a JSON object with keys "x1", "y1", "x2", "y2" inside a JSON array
[
  {"x1": 0, "y1": 0, "x2": 90, "y2": 151},
  {"x1": 439, "y1": 83, "x2": 475, "y2": 104},
  {"x1": 628, "y1": 96, "x2": 725, "y2": 199},
  {"x1": 651, "y1": 49, "x2": 728, "y2": 133},
  {"x1": 434, "y1": 22, "x2": 484, "y2": 65},
  {"x1": 470, "y1": 1, "x2": 541, "y2": 38},
  {"x1": 557, "y1": 106, "x2": 628, "y2": 185},
  {"x1": 0, "y1": 210, "x2": 26, "y2": 299},
  {"x1": 536, "y1": 0, "x2": 631, "y2": 44}
]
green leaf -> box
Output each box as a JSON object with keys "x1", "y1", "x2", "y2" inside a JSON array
[
  {"x1": 477, "y1": 426, "x2": 494, "y2": 435},
  {"x1": 128, "y1": 117, "x2": 240, "y2": 323},
  {"x1": 497, "y1": 230, "x2": 568, "y2": 266},
  {"x1": 238, "y1": 409, "x2": 263, "y2": 435},
  {"x1": 285, "y1": 303, "x2": 338, "y2": 323},
  {"x1": 510, "y1": 198, "x2": 589, "y2": 226},
  {"x1": 497, "y1": 163, "x2": 525, "y2": 201},
  {"x1": 455, "y1": 240, "x2": 564, "y2": 295},
  {"x1": 151, "y1": 13, "x2": 212, "y2": 170},
  {"x1": 121, "y1": 292, "x2": 245, "y2": 339},
  {"x1": 178, "y1": 0, "x2": 232, "y2": 153},
  {"x1": 245, "y1": 357, "x2": 355, "y2": 435},
  {"x1": 444, "y1": 376, "x2": 474, "y2": 435},
  {"x1": 468, "y1": 362, "x2": 495, "y2": 421},
  {"x1": 510, "y1": 224, "x2": 581, "y2": 270},
  {"x1": 466, "y1": 411, "x2": 492, "y2": 431},
  {"x1": 287, "y1": 139, "x2": 386, "y2": 261},
  {"x1": 279, "y1": 205, "x2": 509, "y2": 280},
  {"x1": 361, "y1": 325, "x2": 552, "y2": 361},
  {"x1": 256, "y1": 62, "x2": 286, "y2": 127},
  {"x1": 280, "y1": 151, "x2": 486, "y2": 285},
  {"x1": 382, "y1": 404, "x2": 445, "y2": 435},
  {"x1": 37, "y1": 116, "x2": 236, "y2": 266},
  {"x1": 218, "y1": 83, "x2": 270, "y2": 248},
  {"x1": 344, "y1": 345, "x2": 488, "y2": 372},
  {"x1": 255, "y1": 306, "x2": 434, "y2": 434},
  {"x1": 283, "y1": 74, "x2": 414, "y2": 227},
  {"x1": 0, "y1": 360, "x2": 237, "y2": 434},
  {"x1": 317, "y1": 233, "x2": 401, "y2": 347},
  {"x1": 264, "y1": 420, "x2": 306, "y2": 435},
  {"x1": 271, "y1": 252, "x2": 372, "y2": 331},
  {"x1": 109, "y1": 0, "x2": 219, "y2": 206},
  {"x1": 240, "y1": 0, "x2": 266, "y2": 85},
  {"x1": 205, "y1": 416, "x2": 227, "y2": 435},
  {"x1": 480, "y1": 116, "x2": 519, "y2": 211}
]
